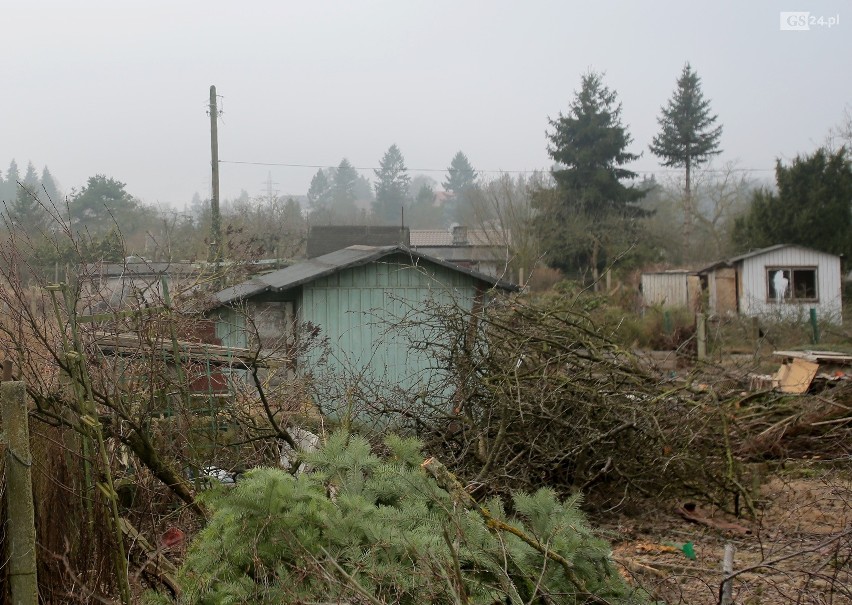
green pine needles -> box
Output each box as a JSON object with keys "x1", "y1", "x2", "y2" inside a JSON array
[{"x1": 147, "y1": 432, "x2": 648, "y2": 604}]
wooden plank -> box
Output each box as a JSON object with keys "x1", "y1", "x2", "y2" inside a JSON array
[
  {"x1": 773, "y1": 350, "x2": 852, "y2": 363},
  {"x1": 92, "y1": 332, "x2": 288, "y2": 368},
  {"x1": 77, "y1": 306, "x2": 166, "y2": 323},
  {"x1": 774, "y1": 358, "x2": 820, "y2": 394}
]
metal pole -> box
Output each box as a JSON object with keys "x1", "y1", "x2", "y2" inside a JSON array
[{"x1": 809, "y1": 308, "x2": 820, "y2": 345}]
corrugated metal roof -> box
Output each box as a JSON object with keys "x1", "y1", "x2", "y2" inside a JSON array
[
  {"x1": 214, "y1": 245, "x2": 518, "y2": 305},
  {"x1": 213, "y1": 278, "x2": 270, "y2": 305},
  {"x1": 726, "y1": 244, "x2": 796, "y2": 263},
  {"x1": 700, "y1": 244, "x2": 837, "y2": 273},
  {"x1": 85, "y1": 261, "x2": 202, "y2": 277},
  {"x1": 410, "y1": 229, "x2": 508, "y2": 247}
]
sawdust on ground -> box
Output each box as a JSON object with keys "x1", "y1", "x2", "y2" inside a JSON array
[{"x1": 603, "y1": 465, "x2": 852, "y2": 604}]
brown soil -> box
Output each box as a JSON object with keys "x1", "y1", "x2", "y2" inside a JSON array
[{"x1": 604, "y1": 465, "x2": 852, "y2": 604}]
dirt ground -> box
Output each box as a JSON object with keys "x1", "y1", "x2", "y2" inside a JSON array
[{"x1": 605, "y1": 464, "x2": 852, "y2": 604}]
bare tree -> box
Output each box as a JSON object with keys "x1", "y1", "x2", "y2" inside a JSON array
[{"x1": 464, "y1": 172, "x2": 549, "y2": 285}]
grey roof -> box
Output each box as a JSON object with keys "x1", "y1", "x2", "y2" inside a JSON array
[
  {"x1": 306, "y1": 225, "x2": 410, "y2": 257},
  {"x1": 700, "y1": 244, "x2": 837, "y2": 273},
  {"x1": 410, "y1": 228, "x2": 507, "y2": 247},
  {"x1": 214, "y1": 245, "x2": 518, "y2": 306},
  {"x1": 84, "y1": 261, "x2": 202, "y2": 277}
]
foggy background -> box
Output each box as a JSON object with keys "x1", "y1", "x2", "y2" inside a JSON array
[{"x1": 2, "y1": 0, "x2": 849, "y2": 206}]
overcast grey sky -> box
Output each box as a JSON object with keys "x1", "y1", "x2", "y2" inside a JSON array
[{"x1": 2, "y1": 1, "x2": 850, "y2": 208}]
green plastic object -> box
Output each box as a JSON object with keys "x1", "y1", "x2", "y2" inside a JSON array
[{"x1": 681, "y1": 542, "x2": 696, "y2": 560}]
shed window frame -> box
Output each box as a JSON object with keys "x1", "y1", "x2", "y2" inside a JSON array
[{"x1": 765, "y1": 266, "x2": 818, "y2": 303}]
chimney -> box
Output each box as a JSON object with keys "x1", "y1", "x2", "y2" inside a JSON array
[{"x1": 452, "y1": 225, "x2": 468, "y2": 246}]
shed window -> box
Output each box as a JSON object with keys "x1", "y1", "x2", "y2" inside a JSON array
[{"x1": 766, "y1": 267, "x2": 818, "y2": 302}]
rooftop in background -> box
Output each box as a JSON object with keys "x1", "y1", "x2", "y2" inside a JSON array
[
  {"x1": 84, "y1": 259, "x2": 201, "y2": 278},
  {"x1": 699, "y1": 244, "x2": 839, "y2": 273},
  {"x1": 410, "y1": 226, "x2": 509, "y2": 247},
  {"x1": 306, "y1": 225, "x2": 410, "y2": 258}
]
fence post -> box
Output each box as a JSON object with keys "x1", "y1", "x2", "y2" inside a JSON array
[
  {"x1": 696, "y1": 313, "x2": 707, "y2": 360},
  {"x1": 809, "y1": 308, "x2": 820, "y2": 345},
  {"x1": 1, "y1": 362, "x2": 39, "y2": 605},
  {"x1": 720, "y1": 542, "x2": 735, "y2": 605}
]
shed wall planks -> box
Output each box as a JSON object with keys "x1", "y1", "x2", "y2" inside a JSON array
[
  {"x1": 299, "y1": 257, "x2": 479, "y2": 420},
  {"x1": 737, "y1": 246, "x2": 841, "y2": 321}
]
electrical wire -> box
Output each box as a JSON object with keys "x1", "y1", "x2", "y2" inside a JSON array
[{"x1": 219, "y1": 159, "x2": 775, "y2": 176}]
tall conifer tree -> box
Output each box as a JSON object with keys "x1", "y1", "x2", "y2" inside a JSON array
[
  {"x1": 534, "y1": 71, "x2": 646, "y2": 284},
  {"x1": 372, "y1": 144, "x2": 410, "y2": 223},
  {"x1": 442, "y1": 151, "x2": 478, "y2": 224},
  {"x1": 330, "y1": 158, "x2": 359, "y2": 209},
  {"x1": 650, "y1": 63, "x2": 722, "y2": 255},
  {"x1": 306, "y1": 169, "x2": 332, "y2": 211}
]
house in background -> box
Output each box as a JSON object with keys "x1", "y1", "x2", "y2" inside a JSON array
[
  {"x1": 81, "y1": 259, "x2": 203, "y2": 312},
  {"x1": 700, "y1": 244, "x2": 843, "y2": 322},
  {"x1": 306, "y1": 225, "x2": 410, "y2": 258},
  {"x1": 410, "y1": 225, "x2": 510, "y2": 278},
  {"x1": 209, "y1": 245, "x2": 517, "y2": 423}
]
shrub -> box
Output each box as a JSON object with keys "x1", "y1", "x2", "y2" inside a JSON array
[{"x1": 147, "y1": 432, "x2": 647, "y2": 604}]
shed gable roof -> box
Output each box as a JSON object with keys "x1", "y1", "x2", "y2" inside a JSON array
[
  {"x1": 213, "y1": 245, "x2": 517, "y2": 306},
  {"x1": 700, "y1": 244, "x2": 839, "y2": 273}
]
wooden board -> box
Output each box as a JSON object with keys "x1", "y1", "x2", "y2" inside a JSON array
[
  {"x1": 774, "y1": 358, "x2": 820, "y2": 394},
  {"x1": 773, "y1": 350, "x2": 852, "y2": 364}
]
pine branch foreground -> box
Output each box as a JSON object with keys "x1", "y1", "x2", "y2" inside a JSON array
[{"x1": 147, "y1": 432, "x2": 648, "y2": 605}]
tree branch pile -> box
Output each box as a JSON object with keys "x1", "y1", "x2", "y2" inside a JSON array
[{"x1": 417, "y1": 294, "x2": 749, "y2": 511}]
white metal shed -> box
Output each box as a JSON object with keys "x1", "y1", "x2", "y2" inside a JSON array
[{"x1": 701, "y1": 245, "x2": 842, "y2": 322}]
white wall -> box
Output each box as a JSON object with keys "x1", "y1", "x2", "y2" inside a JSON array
[{"x1": 738, "y1": 246, "x2": 842, "y2": 322}]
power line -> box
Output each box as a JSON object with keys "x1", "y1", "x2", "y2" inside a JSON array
[
  {"x1": 218, "y1": 159, "x2": 775, "y2": 176},
  {"x1": 219, "y1": 160, "x2": 544, "y2": 174}
]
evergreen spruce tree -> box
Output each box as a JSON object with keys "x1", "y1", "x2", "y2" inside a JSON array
[
  {"x1": 373, "y1": 144, "x2": 411, "y2": 224},
  {"x1": 354, "y1": 173, "x2": 374, "y2": 202},
  {"x1": 68, "y1": 174, "x2": 140, "y2": 235},
  {"x1": 442, "y1": 151, "x2": 478, "y2": 224},
  {"x1": 415, "y1": 183, "x2": 435, "y2": 206},
  {"x1": 306, "y1": 168, "x2": 332, "y2": 211},
  {"x1": 22, "y1": 161, "x2": 39, "y2": 191},
  {"x1": 442, "y1": 151, "x2": 478, "y2": 195},
  {"x1": 8, "y1": 180, "x2": 48, "y2": 235},
  {"x1": 149, "y1": 431, "x2": 646, "y2": 605},
  {"x1": 407, "y1": 183, "x2": 444, "y2": 227},
  {"x1": 40, "y1": 166, "x2": 62, "y2": 206},
  {"x1": 282, "y1": 197, "x2": 305, "y2": 228},
  {"x1": 649, "y1": 63, "x2": 722, "y2": 257},
  {"x1": 0, "y1": 159, "x2": 21, "y2": 205},
  {"x1": 534, "y1": 71, "x2": 646, "y2": 285},
  {"x1": 330, "y1": 158, "x2": 359, "y2": 210},
  {"x1": 4, "y1": 162, "x2": 49, "y2": 235}
]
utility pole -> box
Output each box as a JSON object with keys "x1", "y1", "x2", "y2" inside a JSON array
[{"x1": 209, "y1": 85, "x2": 222, "y2": 265}]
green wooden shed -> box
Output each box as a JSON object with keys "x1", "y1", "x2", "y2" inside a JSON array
[{"x1": 210, "y1": 245, "x2": 516, "y2": 424}]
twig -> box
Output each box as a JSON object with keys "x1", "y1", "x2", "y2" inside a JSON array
[{"x1": 717, "y1": 525, "x2": 852, "y2": 601}]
